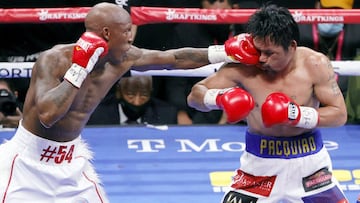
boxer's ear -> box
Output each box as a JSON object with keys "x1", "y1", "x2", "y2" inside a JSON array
[{"x1": 102, "y1": 27, "x2": 110, "y2": 41}]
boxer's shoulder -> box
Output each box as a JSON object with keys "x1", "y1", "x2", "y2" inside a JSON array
[
  {"x1": 297, "y1": 47, "x2": 327, "y2": 61},
  {"x1": 126, "y1": 45, "x2": 142, "y2": 58},
  {"x1": 34, "y1": 44, "x2": 73, "y2": 75},
  {"x1": 38, "y1": 44, "x2": 72, "y2": 60}
]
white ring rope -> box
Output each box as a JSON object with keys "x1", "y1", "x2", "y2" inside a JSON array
[{"x1": 0, "y1": 61, "x2": 359, "y2": 78}]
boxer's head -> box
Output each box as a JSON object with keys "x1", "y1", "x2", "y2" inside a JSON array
[
  {"x1": 246, "y1": 5, "x2": 298, "y2": 72},
  {"x1": 247, "y1": 4, "x2": 299, "y2": 52},
  {"x1": 85, "y1": 3, "x2": 133, "y2": 57}
]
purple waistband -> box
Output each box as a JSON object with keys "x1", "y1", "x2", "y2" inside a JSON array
[{"x1": 245, "y1": 130, "x2": 323, "y2": 159}]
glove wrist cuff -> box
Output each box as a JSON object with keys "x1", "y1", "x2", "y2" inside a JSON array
[
  {"x1": 204, "y1": 89, "x2": 222, "y2": 110},
  {"x1": 295, "y1": 106, "x2": 319, "y2": 129},
  {"x1": 64, "y1": 63, "x2": 88, "y2": 88},
  {"x1": 208, "y1": 45, "x2": 236, "y2": 64}
]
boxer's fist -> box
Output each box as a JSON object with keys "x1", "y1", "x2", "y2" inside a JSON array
[
  {"x1": 261, "y1": 92, "x2": 319, "y2": 129},
  {"x1": 64, "y1": 32, "x2": 108, "y2": 88},
  {"x1": 72, "y1": 32, "x2": 108, "y2": 71},
  {"x1": 204, "y1": 87, "x2": 255, "y2": 124},
  {"x1": 208, "y1": 33, "x2": 260, "y2": 65}
]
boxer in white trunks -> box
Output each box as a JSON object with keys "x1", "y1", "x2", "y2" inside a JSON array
[
  {"x1": 188, "y1": 4, "x2": 348, "y2": 203},
  {"x1": 0, "y1": 3, "x2": 252, "y2": 203}
]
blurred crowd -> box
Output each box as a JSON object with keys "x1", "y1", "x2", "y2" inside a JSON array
[{"x1": 1, "y1": 0, "x2": 360, "y2": 127}]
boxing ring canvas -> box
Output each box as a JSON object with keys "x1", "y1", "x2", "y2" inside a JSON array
[{"x1": 1, "y1": 125, "x2": 359, "y2": 202}]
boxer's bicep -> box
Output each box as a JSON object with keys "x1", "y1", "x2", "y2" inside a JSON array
[
  {"x1": 33, "y1": 54, "x2": 63, "y2": 100},
  {"x1": 31, "y1": 52, "x2": 79, "y2": 127}
]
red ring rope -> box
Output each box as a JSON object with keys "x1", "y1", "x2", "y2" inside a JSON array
[
  {"x1": 0, "y1": 7, "x2": 91, "y2": 23},
  {"x1": 0, "y1": 7, "x2": 359, "y2": 24},
  {"x1": 131, "y1": 7, "x2": 360, "y2": 25}
]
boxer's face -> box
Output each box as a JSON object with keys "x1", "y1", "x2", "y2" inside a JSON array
[
  {"x1": 108, "y1": 22, "x2": 133, "y2": 54},
  {"x1": 254, "y1": 36, "x2": 295, "y2": 73}
]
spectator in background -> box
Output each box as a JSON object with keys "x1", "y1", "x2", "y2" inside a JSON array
[
  {"x1": 0, "y1": 79, "x2": 22, "y2": 128},
  {"x1": 159, "y1": 0, "x2": 233, "y2": 125},
  {"x1": 128, "y1": 0, "x2": 211, "y2": 125},
  {"x1": 87, "y1": 76, "x2": 178, "y2": 126},
  {"x1": 298, "y1": 0, "x2": 360, "y2": 98}
]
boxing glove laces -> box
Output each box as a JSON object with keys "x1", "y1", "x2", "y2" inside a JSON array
[{"x1": 64, "y1": 32, "x2": 108, "y2": 88}]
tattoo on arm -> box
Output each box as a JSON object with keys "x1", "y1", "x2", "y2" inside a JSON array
[
  {"x1": 326, "y1": 60, "x2": 332, "y2": 69},
  {"x1": 53, "y1": 86, "x2": 74, "y2": 107},
  {"x1": 331, "y1": 81, "x2": 341, "y2": 96},
  {"x1": 326, "y1": 68, "x2": 341, "y2": 96},
  {"x1": 174, "y1": 49, "x2": 208, "y2": 63},
  {"x1": 328, "y1": 73, "x2": 336, "y2": 81}
]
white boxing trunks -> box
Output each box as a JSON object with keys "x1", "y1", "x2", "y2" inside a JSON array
[
  {"x1": 0, "y1": 122, "x2": 109, "y2": 203},
  {"x1": 222, "y1": 129, "x2": 348, "y2": 203}
]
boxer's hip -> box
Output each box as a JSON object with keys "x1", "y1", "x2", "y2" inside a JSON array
[
  {"x1": 10, "y1": 121, "x2": 92, "y2": 165},
  {"x1": 245, "y1": 130, "x2": 323, "y2": 159}
]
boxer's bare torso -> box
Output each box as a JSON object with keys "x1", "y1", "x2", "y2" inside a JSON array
[
  {"x1": 189, "y1": 46, "x2": 346, "y2": 137},
  {"x1": 22, "y1": 44, "x2": 129, "y2": 141},
  {"x1": 23, "y1": 44, "x2": 209, "y2": 142},
  {"x1": 21, "y1": 3, "x2": 209, "y2": 142}
]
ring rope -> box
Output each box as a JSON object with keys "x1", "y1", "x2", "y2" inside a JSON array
[
  {"x1": 0, "y1": 61, "x2": 359, "y2": 78},
  {"x1": 0, "y1": 7, "x2": 360, "y2": 24},
  {"x1": 1, "y1": 7, "x2": 360, "y2": 78},
  {"x1": 130, "y1": 7, "x2": 360, "y2": 25},
  {"x1": 0, "y1": 7, "x2": 90, "y2": 23}
]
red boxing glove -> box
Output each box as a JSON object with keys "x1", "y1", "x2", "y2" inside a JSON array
[
  {"x1": 204, "y1": 87, "x2": 255, "y2": 124},
  {"x1": 225, "y1": 34, "x2": 260, "y2": 65},
  {"x1": 261, "y1": 92, "x2": 319, "y2": 129},
  {"x1": 208, "y1": 33, "x2": 260, "y2": 65},
  {"x1": 64, "y1": 32, "x2": 108, "y2": 88}
]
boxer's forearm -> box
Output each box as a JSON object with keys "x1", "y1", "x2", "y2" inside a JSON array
[
  {"x1": 171, "y1": 48, "x2": 209, "y2": 69},
  {"x1": 36, "y1": 81, "x2": 78, "y2": 128},
  {"x1": 132, "y1": 47, "x2": 209, "y2": 71}
]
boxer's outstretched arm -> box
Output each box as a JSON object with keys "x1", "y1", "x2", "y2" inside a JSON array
[
  {"x1": 131, "y1": 47, "x2": 209, "y2": 71},
  {"x1": 131, "y1": 34, "x2": 260, "y2": 71}
]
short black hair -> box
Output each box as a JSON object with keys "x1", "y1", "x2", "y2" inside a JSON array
[{"x1": 246, "y1": 4, "x2": 299, "y2": 51}]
